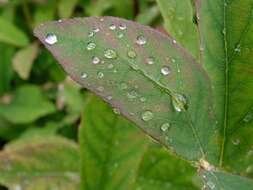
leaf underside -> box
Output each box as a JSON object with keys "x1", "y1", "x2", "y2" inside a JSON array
[{"x1": 34, "y1": 16, "x2": 219, "y2": 164}]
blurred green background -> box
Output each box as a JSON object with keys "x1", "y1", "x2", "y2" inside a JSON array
[{"x1": 0, "y1": 1, "x2": 202, "y2": 190}]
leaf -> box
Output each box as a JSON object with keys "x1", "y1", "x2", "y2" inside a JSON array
[
  {"x1": 201, "y1": 170, "x2": 253, "y2": 190},
  {"x1": 134, "y1": 144, "x2": 201, "y2": 190},
  {"x1": 34, "y1": 16, "x2": 219, "y2": 164},
  {"x1": 196, "y1": 0, "x2": 253, "y2": 175},
  {"x1": 79, "y1": 94, "x2": 148, "y2": 190},
  {"x1": 157, "y1": 0, "x2": 200, "y2": 59},
  {"x1": 58, "y1": 0, "x2": 78, "y2": 19},
  {"x1": 0, "y1": 43, "x2": 15, "y2": 96},
  {"x1": 0, "y1": 85, "x2": 56, "y2": 124},
  {"x1": 0, "y1": 16, "x2": 29, "y2": 47},
  {"x1": 136, "y1": 5, "x2": 160, "y2": 25},
  {"x1": 0, "y1": 136, "x2": 79, "y2": 190},
  {"x1": 12, "y1": 42, "x2": 39, "y2": 80}
]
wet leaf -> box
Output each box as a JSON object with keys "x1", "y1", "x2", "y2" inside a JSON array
[
  {"x1": 34, "y1": 16, "x2": 218, "y2": 164},
  {"x1": 0, "y1": 135, "x2": 79, "y2": 190},
  {"x1": 0, "y1": 85, "x2": 56, "y2": 124},
  {"x1": 79, "y1": 94, "x2": 148, "y2": 190},
  {"x1": 0, "y1": 16, "x2": 29, "y2": 47},
  {"x1": 12, "y1": 42, "x2": 39, "y2": 80},
  {"x1": 196, "y1": 0, "x2": 253, "y2": 176},
  {"x1": 157, "y1": 0, "x2": 199, "y2": 59}
]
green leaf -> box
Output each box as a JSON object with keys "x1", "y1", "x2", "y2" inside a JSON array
[
  {"x1": 201, "y1": 170, "x2": 253, "y2": 190},
  {"x1": 196, "y1": 0, "x2": 253, "y2": 175},
  {"x1": 136, "y1": 5, "x2": 160, "y2": 25},
  {"x1": 58, "y1": 0, "x2": 78, "y2": 19},
  {"x1": 0, "y1": 85, "x2": 56, "y2": 124},
  {"x1": 157, "y1": 0, "x2": 200, "y2": 59},
  {"x1": 79, "y1": 94, "x2": 148, "y2": 190},
  {"x1": 12, "y1": 42, "x2": 39, "y2": 80},
  {"x1": 34, "y1": 17, "x2": 219, "y2": 164},
  {"x1": 134, "y1": 145, "x2": 201, "y2": 190},
  {"x1": 0, "y1": 16, "x2": 29, "y2": 47},
  {"x1": 0, "y1": 136, "x2": 79, "y2": 190}
]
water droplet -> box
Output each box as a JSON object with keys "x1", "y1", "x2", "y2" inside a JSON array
[
  {"x1": 141, "y1": 111, "x2": 154, "y2": 121},
  {"x1": 136, "y1": 35, "x2": 147, "y2": 45},
  {"x1": 81, "y1": 73, "x2": 88, "y2": 79},
  {"x1": 161, "y1": 123, "x2": 171, "y2": 132},
  {"x1": 200, "y1": 46, "x2": 205, "y2": 51},
  {"x1": 93, "y1": 27, "x2": 100, "y2": 33},
  {"x1": 12, "y1": 184, "x2": 22, "y2": 190},
  {"x1": 171, "y1": 93, "x2": 188, "y2": 112},
  {"x1": 119, "y1": 82, "x2": 128, "y2": 90},
  {"x1": 127, "y1": 90, "x2": 138, "y2": 99},
  {"x1": 104, "y1": 49, "x2": 117, "y2": 59},
  {"x1": 119, "y1": 23, "x2": 127, "y2": 30},
  {"x1": 246, "y1": 165, "x2": 253, "y2": 173},
  {"x1": 107, "y1": 96, "x2": 113, "y2": 100},
  {"x1": 172, "y1": 39, "x2": 177, "y2": 44},
  {"x1": 140, "y1": 97, "x2": 146, "y2": 102},
  {"x1": 109, "y1": 24, "x2": 116, "y2": 30},
  {"x1": 100, "y1": 18, "x2": 104, "y2": 22},
  {"x1": 88, "y1": 31, "x2": 94, "y2": 37},
  {"x1": 92, "y1": 56, "x2": 100, "y2": 64},
  {"x1": 232, "y1": 138, "x2": 240, "y2": 145},
  {"x1": 234, "y1": 44, "x2": 241, "y2": 52},
  {"x1": 87, "y1": 42, "x2": 96, "y2": 50},
  {"x1": 146, "y1": 57, "x2": 154, "y2": 65},
  {"x1": 97, "y1": 86, "x2": 104, "y2": 92},
  {"x1": 130, "y1": 64, "x2": 139, "y2": 70},
  {"x1": 97, "y1": 71, "x2": 104, "y2": 79},
  {"x1": 161, "y1": 66, "x2": 171, "y2": 75},
  {"x1": 108, "y1": 63, "x2": 114, "y2": 69},
  {"x1": 45, "y1": 33, "x2": 57, "y2": 45},
  {"x1": 243, "y1": 112, "x2": 253, "y2": 123},
  {"x1": 171, "y1": 58, "x2": 176, "y2": 63},
  {"x1": 206, "y1": 181, "x2": 215, "y2": 189},
  {"x1": 113, "y1": 108, "x2": 120, "y2": 115},
  {"x1": 117, "y1": 33, "x2": 124, "y2": 38},
  {"x1": 127, "y1": 50, "x2": 137, "y2": 59}
]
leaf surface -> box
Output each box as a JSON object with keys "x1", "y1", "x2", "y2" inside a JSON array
[
  {"x1": 34, "y1": 16, "x2": 219, "y2": 164},
  {"x1": 196, "y1": 0, "x2": 253, "y2": 175}
]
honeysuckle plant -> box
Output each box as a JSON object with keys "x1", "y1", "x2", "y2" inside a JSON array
[{"x1": 1, "y1": 0, "x2": 250, "y2": 189}]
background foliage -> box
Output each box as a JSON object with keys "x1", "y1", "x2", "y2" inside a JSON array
[{"x1": 0, "y1": 0, "x2": 201, "y2": 190}]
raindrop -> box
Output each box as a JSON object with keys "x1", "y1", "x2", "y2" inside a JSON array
[
  {"x1": 127, "y1": 90, "x2": 138, "y2": 99},
  {"x1": 200, "y1": 46, "x2": 205, "y2": 51},
  {"x1": 109, "y1": 24, "x2": 116, "y2": 30},
  {"x1": 136, "y1": 35, "x2": 147, "y2": 45},
  {"x1": 97, "y1": 86, "x2": 104, "y2": 92},
  {"x1": 141, "y1": 110, "x2": 154, "y2": 121},
  {"x1": 45, "y1": 33, "x2": 57, "y2": 45},
  {"x1": 119, "y1": 24, "x2": 127, "y2": 30},
  {"x1": 171, "y1": 93, "x2": 188, "y2": 112},
  {"x1": 81, "y1": 73, "x2": 88, "y2": 79},
  {"x1": 108, "y1": 63, "x2": 114, "y2": 69},
  {"x1": 161, "y1": 123, "x2": 171, "y2": 132},
  {"x1": 161, "y1": 66, "x2": 171, "y2": 75},
  {"x1": 243, "y1": 112, "x2": 253, "y2": 123},
  {"x1": 87, "y1": 42, "x2": 96, "y2": 50},
  {"x1": 104, "y1": 49, "x2": 118, "y2": 59},
  {"x1": 206, "y1": 181, "x2": 215, "y2": 189},
  {"x1": 171, "y1": 58, "x2": 176, "y2": 63},
  {"x1": 100, "y1": 18, "x2": 104, "y2": 22},
  {"x1": 172, "y1": 39, "x2": 177, "y2": 44},
  {"x1": 92, "y1": 56, "x2": 100, "y2": 64},
  {"x1": 234, "y1": 44, "x2": 241, "y2": 52},
  {"x1": 127, "y1": 50, "x2": 137, "y2": 59},
  {"x1": 117, "y1": 33, "x2": 124, "y2": 38},
  {"x1": 119, "y1": 82, "x2": 128, "y2": 90},
  {"x1": 107, "y1": 96, "x2": 113, "y2": 100},
  {"x1": 97, "y1": 71, "x2": 104, "y2": 79},
  {"x1": 140, "y1": 97, "x2": 146, "y2": 102},
  {"x1": 88, "y1": 31, "x2": 94, "y2": 37},
  {"x1": 146, "y1": 57, "x2": 154, "y2": 65},
  {"x1": 232, "y1": 138, "x2": 240, "y2": 145},
  {"x1": 93, "y1": 27, "x2": 100, "y2": 33},
  {"x1": 113, "y1": 108, "x2": 120, "y2": 115}
]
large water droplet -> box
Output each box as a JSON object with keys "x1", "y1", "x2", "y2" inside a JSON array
[
  {"x1": 161, "y1": 66, "x2": 171, "y2": 75},
  {"x1": 127, "y1": 50, "x2": 137, "y2": 59},
  {"x1": 87, "y1": 42, "x2": 96, "y2": 50},
  {"x1": 146, "y1": 57, "x2": 154, "y2": 65},
  {"x1": 136, "y1": 35, "x2": 147, "y2": 45},
  {"x1": 45, "y1": 33, "x2": 57, "y2": 45},
  {"x1": 141, "y1": 111, "x2": 154, "y2": 121},
  {"x1": 92, "y1": 56, "x2": 100, "y2": 64},
  {"x1": 97, "y1": 71, "x2": 104, "y2": 79},
  {"x1": 104, "y1": 49, "x2": 117, "y2": 59},
  {"x1": 119, "y1": 23, "x2": 127, "y2": 30},
  {"x1": 109, "y1": 24, "x2": 116, "y2": 30},
  {"x1": 161, "y1": 123, "x2": 171, "y2": 132},
  {"x1": 171, "y1": 93, "x2": 188, "y2": 112}
]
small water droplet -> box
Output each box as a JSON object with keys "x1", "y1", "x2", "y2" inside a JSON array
[
  {"x1": 127, "y1": 90, "x2": 138, "y2": 99},
  {"x1": 130, "y1": 64, "x2": 139, "y2": 70},
  {"x1": 141, "y1": 111, "x2": 154, "y2": 121},
  {"x1": 45, "y1": 33, "x2": 57, "y2": 45},
  {"x1": 88, "y1": 31, "x2": 94, "y2": 37},
  {"x1": 108, "y1": 63, "x2": 114, "y2": 69},
  {"x1": 119, "y1": 23, "x2": 127, "y2": 30},
  {"x1": 171, "y1": 93, "x2": 188, "y2": 112},
  {"x1": 161, "y1": 123, "x2": 171, "y2": 132},
  {"x1": 146, "y1": 57, "x2": 154, "y2": 65},
  {"x1": 234, "y1": 44, "x2": 241, "y2": 52},
  {"x1": 113, "y1": 108, "x2": 120, "y2": 115},
  {"x1": 161, "y1": 66, "x2": 171, "y2": 75},
  {"x1": 171, "y1": 58, "x2": 176, "y2": 63},
  {"x1": 119, "y1": 82, "x2": 128, "y2": 90},
  {"x1": 87, "y1": 42, "x2": 96, "y2": 50},
  {"x1": 243, "y1": 112, "x2": 253, "y2": 123},
  {"x1": 93, "y1": 27, "x2": 100, "y2": 33},
  {"x1": 97, "y1": 86, "x2": 104, "y2": 92},
  {"x1": 107, "y1": 96, "x2": 113, "y2": 100},
  {"x1": 92, "y1": 56, "x2": 100, "y2": 64},
  {"x1": 100, "y1": 18, "x2": 104, "y2": 22},
  {"x1": 136, "y1": 35, "x2": 147, "y2": 45},
  {"x1": 127, "y1": 50, "x2": 137, "y2": 59},
  {"x1": 97, "y1": 71, "x2": 104, "y2": 78},
  {"x1": 232, "y1": 138, "x2": 240, "y2": 145},
  {"x1": 104, "y1": 49, "x2": 117, "y2": 59},
  {"x1": 246, "y1": 165, "x2": 253, "y2": 173},
  {"x1": 200, "y1": 46, "x2": 205, "y2": 51},
  {"x1": 109, "y1": 24, "x2": 116, "y2": 30},
  {"x1": 117, "y1": 33, "x2": 124, "y2": 38},
  {"x1": 206, "y1": 181, "x2": 215, "y2": 189},
  {"x1": 81, "y1": 73, "x2": 88, "y2": 79},
  {"x1": 172, "y1": 39, "x2": 177, "y2": 44},
  {"x1": 140, "y1": 97, "x2": 146, "y2": 102}
]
